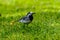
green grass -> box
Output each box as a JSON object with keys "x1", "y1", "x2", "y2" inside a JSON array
[{"x1": 0, "y1": 0, "x2": 60, "y2": 40}]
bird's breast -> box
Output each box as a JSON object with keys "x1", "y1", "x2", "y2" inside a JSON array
[{"x1": 29, "y1": 15, "x2": 33, "y2": 21}]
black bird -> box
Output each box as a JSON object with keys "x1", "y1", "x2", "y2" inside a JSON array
[{"x1": 19, "y1": 12, "x2": 35, "y2": 24}]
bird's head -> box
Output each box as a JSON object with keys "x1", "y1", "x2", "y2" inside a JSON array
[{"x1": 27, "y1": 12, "x2": 35, "y2": 16}]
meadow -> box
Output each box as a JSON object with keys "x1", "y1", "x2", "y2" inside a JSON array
[{"x1": 0, "y1": 0, "x2": 60, "y2": 40}]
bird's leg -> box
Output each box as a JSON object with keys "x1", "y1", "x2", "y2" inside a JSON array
[
  {"x1": 22, "y1": 24, "x2": 26, "y2": 29},
  {"x1": 22, "y1": 23, "x2": 29, "y2": 31},
  {"x1": 25, "y1": 24, "x2": 29, "y2": 30},
  {"x1": 22, "y1": 24, "x2": 25, "y2": 29}
]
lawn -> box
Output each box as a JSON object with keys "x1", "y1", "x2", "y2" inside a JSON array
[{"x1": 0, "y1": 0, "x2": 60, "y2": 40}]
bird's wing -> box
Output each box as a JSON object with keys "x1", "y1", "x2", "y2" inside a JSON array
[
  {"x1": 19, "y1": 16, "x2": 31, "y2": 23},
  {"x1": 22, "y1": 16, "x2": 30, "y2": 21}
]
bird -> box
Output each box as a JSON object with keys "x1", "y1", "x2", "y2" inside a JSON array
[
  {"x1": 18, "y1": 12, "x2": 35, "y2": 24},
  {"x1": 10, "y1": 12, "x2": 35, "y2": 26}
]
